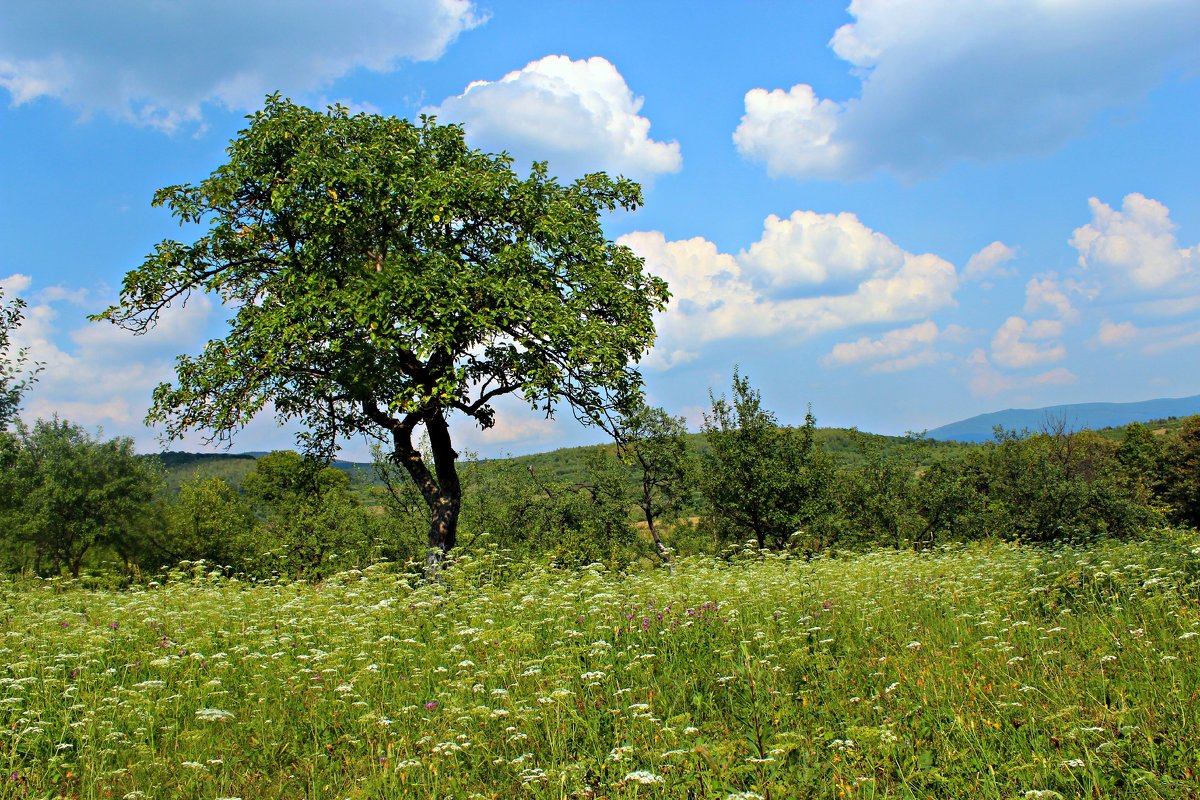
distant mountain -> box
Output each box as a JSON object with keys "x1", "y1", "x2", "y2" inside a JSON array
[{"x1": 926, "y1": 395, "x2": 1200, "y2": 443}]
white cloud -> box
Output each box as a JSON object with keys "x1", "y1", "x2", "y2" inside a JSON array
[
  {"x1": 11, "y1": 280, "x2": 216, "y2": 441},
  {"x1": 990, "y1": 316, "x2": 1066, "y2": 369},
  {"x1": 733, "y1": 84, "x2": 846, "y2": 180},
  {"x1": 963, "y1": 241, "x2": 1017, "y2": 281},
  {"x1": 0, "y1": 1, "x2": 484, "y2": 132},
  {"x1": 622, "y1": 211, "x2": 958, "y2": 369},
  {"x1": 1094, "y1": 319, "x2": 1138, "y2": 347},
  {"x1": 1027, "y1": 368, "x2": 1076, "y2": 388},
  {"x1": 967, "y1": 347, "x2": 1076, "y2": 396},
  {"x1": 1, "y1": 273, "x2": 33, "y2": 296},
  {"x1": 1142, "y1": 327, "x2": 1200, "y2": 355},
  {"x1": 823, "y1": 320, "x2": 945, "y2": 373},
  {"x1": 1024, "y1": 275, "x2": 1076, "y2": 320},
  {"x1": 1070, "y1": 193, "x2": 1198, "y2": 293},
  {"x1": 427, "y1": 55, "x2": 681, "y2": 181},
  {"x1": 740, "y1": 210, "x2": 905, "y2": 293},
  {"x1": 734, "y1": 1, "x2": 1200, "y2": 180}
]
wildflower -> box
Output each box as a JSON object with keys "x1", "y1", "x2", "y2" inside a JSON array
[
  {"x1": 608, "y1": 746, "x2": 633, "y2": 761},
  {"x1": 624, "y1": 770, "x2": 664, "y2": 784},
  {"x1": 194, "y1": 708, "x2": 234, "y2": 722},
  {"x1": 424, "y1": 701, "x2": 438, "y2": 710},
  {"x1": 519, "y1": 767, "x2": 547, "y2": 784}
]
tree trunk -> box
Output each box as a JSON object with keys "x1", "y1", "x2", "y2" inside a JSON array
[
  {"x1": 365, "y1": 401, "x2": 463, "y2": 580},
  {"x1": 643, "y1": 507, "x2": 672, "y2": 566}
]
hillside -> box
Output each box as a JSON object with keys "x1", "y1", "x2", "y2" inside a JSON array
[
  {"x1": 152, "y1": 427, "x2": 970, "y2": 494},
  {"x1": 926, "y1": 394, "x2": 1200, "y2": 443}
]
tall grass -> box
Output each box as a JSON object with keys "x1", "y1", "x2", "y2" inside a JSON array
[{"x1": 2, "y1": 532, "x2": 1198, "y2": 798}]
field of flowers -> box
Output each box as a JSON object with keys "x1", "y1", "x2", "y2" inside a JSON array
[{"x1": 2, "y1": 532, "x2": 1199, "y2": 799}]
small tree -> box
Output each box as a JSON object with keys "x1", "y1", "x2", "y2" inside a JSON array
[
  {"x1": 1163, "y1": 415, "x2": 1200, "y2": 529},
  {"x1": 93, "y1": 96, "x2": 668, "y2": 574},
  {"x1": 527, "y1": 450, "x2": 635, "y2": 567},
  {"x1": 1, "y1": 289, "x2": 42, "y2": 431},
  {"x1": 166, "y1": 475, "x2": 260, "y2": 570},
  {"x1": 616, "y1": 403, "x2": 693, "y2": 562},
  {"x1": 242, "y1": 450, "x2": 372, "y2": 577},
  {"x1": 839, "y1": 431, "x2": 925, "y2": 549},
  {"x1": 699, "y1": 370, "x2": 833, "y2": 550},
  {"x1": 8, "y1": 419, "x2": 164, "y2": 576}
]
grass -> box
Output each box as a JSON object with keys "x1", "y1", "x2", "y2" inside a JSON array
[{"x1": 2, "y1": 533, "x2": 1199, "y2": 799}]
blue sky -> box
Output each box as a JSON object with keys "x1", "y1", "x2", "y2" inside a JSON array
[{"x1": 2, "y1": 0, "x2": 1199, "y2": 460}]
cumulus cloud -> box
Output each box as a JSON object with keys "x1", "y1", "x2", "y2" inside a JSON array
[
  {"x1": 1071, "y1": 193, "x2": 1198, "y2": 293},
  {"x1": 968, "y1": 347, "x2": 1076, "y2": 396},
  {"x1": 741, "y1": 210, "x2": 907, "y2": 294},
  {"x1": 0, "y1": 0, "x2": 484, "y2": 132},
  {"x1": 427, "y1": 55, "x2": 681, "y2": 181},
  {"x1": 621, "y1": 210, "x2": 958, "y2": 369},
  {"x1": 734, "y1": 0, "x2": 1200, "y2": 180},
  {"x1": 990, "y1": 316, "x2": 1066, "y2": 369},
  {"x1": 8, "y1": 277, "x2": 216, "y2": 439},
  {"x1": 1, "y1": 273, "x2": 33, "y2": 296},
  {"x1": 1024, "y1": 275, "x2": 1076, "y2": 320},
  {"x1": 1094, "y1": 319, "x2": 1138, "y2": 347},
  {"x1": 963, "y1": 241, "x2": 1017, "y2": 281},
  {"x1": 823, "y1": 320, "x2": 949, "y2": 373}
]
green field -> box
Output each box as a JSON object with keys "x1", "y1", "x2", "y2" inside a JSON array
[{"x1": 3, "y1": 533, "x2": 1199, "y2": 799}]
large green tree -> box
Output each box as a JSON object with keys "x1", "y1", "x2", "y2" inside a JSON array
[
  {"x1": 6, "y1": 419, "x2": 164, "y2": 577},
  {"x1": 93, "y1": 96, "x2": 669, "y2": 570}
]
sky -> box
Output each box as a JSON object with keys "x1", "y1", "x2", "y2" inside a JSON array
[{"x1": 2, "y1": 0, "x2": 1199, "y2": 461}]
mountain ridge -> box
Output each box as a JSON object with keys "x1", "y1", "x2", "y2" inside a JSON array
[{"x1": 925, "y1": 394, "x2": 1200, "y2": 443}]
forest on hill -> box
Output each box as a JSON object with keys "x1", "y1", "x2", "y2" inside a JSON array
[{"x1": 3, "y1": 371, "x2": 1198, "y2": 581}]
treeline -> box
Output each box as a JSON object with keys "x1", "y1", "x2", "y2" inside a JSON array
[{"x1": 1, "y1": 371, "x2": 1197, "y2": 581}]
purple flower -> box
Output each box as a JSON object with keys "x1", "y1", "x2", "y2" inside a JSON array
[{"x1": 425, "y1": 701, "x2": 438, "y2": 710}]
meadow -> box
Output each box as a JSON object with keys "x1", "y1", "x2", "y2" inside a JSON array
[{"x1": 2, "y1": 533, "x2": 1198, "y2": 799}]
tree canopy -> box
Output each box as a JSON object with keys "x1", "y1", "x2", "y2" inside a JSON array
[{"x1": 93, "y1": 95, "x2": 669, "y2": 566}]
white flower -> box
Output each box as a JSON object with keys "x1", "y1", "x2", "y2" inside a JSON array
[
  {"x1": 624, "y1": 770, "x2": 664, "y2": 784},
  {"x1": 195, "y1": 707, "x2": 234, "y2": 722}
]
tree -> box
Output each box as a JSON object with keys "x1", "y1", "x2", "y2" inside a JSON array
[
  {"x1": 1163, "y1": 415, "x2": 1200, "y2": 528},
  {"x1": 616, "y1": 403, "x2": 693, "y2": 562},
  {"x1": 7, "y1": 418, "x2": 164, "y2": 577},
  {"x1": 242, "y1": 450, "x2": 372, "y2": 577},
  {"x1": 526, "y1": 449, "x2": 636, "y2": 567},
  {"x1": 166, "y1": 474, "x2": 259, "y2": 570},
  {"x1": 92, "y1": 96, "x2": 669, "y2": 572},
  {"x1": 839, "y1": 430, "x2": 925, "y2": 549},
  {"x1": 699, "y1": 370, "x2": 834, "y2": 550},
  {"x1": 1, "y1": 288, "x2": 42, "y2": 431}
]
